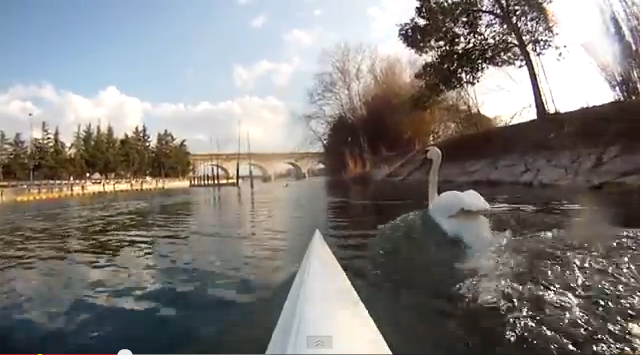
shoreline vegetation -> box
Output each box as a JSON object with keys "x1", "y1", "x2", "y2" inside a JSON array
[
  {"x1": 301, "y1": 0, "x2": 640, "y2": 187},
  {"x1": 395, "y1": 100, "x2": 640, "y2": 189},
  {"x1": 0, "y1": 123, "x2": 191, "y2": 183},
  {"x1": 433, "y1": 100, "x2": 639, "y2": 163}
]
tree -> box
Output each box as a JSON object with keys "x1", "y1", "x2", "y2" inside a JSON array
[
  {"x1": 5, "y1": 133, "x2": 29, "y2": 180},
  {"x1": 138, "y1": 125, "x2": 152, "y2": 176},
  {"x1": 0, "y1": 130, "x2": 8, "y2": 181},
  {"x1": 81, "y1": 123, "x2": 95, "y2": 176},
  {"x1": 31, "y1": 121, "x2": 54, "y2": 180},
  {"x1": 171, "y1": 139, "x2": 191, "y2": 177},
  {"x1": 69, "y1": 124, "x2": 87, "y2": 178},
  {"x1": 304, "y1": 43, "x2": 379, "y2": 149},
  {"x1": 300, "y1": 42, "x2": 495, "y2": 176},
  {"x1": 584, "y1": 0, "x2": 640, "y2": 101},
  {"x1": 0, "y1": 122, "x2": 191, "y2": 181},
  {"x1": 118, "y1": 134, "x2": 137, "y2": 178},
  {"x1": 399, "y1": 0, "x2": 556, "y2": 119},
  {"x1": 103, "y1": 124, "x2": 120, "y2": 178},
  {"x1": 152, "y1": 130, "x2": 174, "y2": 177},
  {"x1": 92, "y1": 123, "x2": 107, "y2": 176},
  {"x1": 51, "y1": 127, "x2": 68, "y2": 179}
]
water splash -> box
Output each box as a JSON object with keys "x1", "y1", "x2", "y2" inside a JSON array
[{"x1": 452, "y1": 202, "x2": 640, "y2": 354}]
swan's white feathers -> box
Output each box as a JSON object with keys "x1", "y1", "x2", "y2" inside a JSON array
[
  {"x1": 461, "y1": 189, "x2": 491, "y2": 211},
  {"x1": 425, "y1": 145, "x2": 494, "y2": 245},
  {"x1": 428, "y1": 189, "x2": 493, "y2": 243},
  {"x1": 429, "y1": 189, "x2": 490, "y2": 220}
]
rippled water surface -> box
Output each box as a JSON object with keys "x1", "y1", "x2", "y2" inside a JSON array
[{"x1": 0, "y1": 178, "x2": 639, "y2": 354}]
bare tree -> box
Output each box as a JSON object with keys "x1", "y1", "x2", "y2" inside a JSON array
[
  {"x1": 301, "y1": 41, "x2": 499, "y2": 176},
  {"x1": 306, "y1": 44, "x2": 375, "y2": 123},
  {"x1": 584, "y1": 0, "x2": 640, "y2": 101}
]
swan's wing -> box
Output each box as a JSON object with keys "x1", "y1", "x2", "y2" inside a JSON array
[
  {"x1": 429, "y1": 191, "x2": 494, "y2": 243},
  {"x1": 429, "y1": 191, "x2": 466, "y2": 219},
  {"x1": 461, "y1": 189, "x2": 490, "y2": 211},
  {"x1": 430, "y1": 190, "x2": 490, "y2": 219}
]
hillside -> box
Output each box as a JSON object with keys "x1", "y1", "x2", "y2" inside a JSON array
[
  {"x1": 385, "y1": 100, "x2": 640, "y2": 187},
  {"x1": 437, "y1": 100, "x2": 639, "y2": 161}
]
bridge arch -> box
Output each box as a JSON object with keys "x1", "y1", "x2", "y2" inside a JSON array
[
  {"x1": 305, "y1": 160, "x2": 326, "y2": 177},
  {"x1": 198, "y1": 163, "x2": 231, "y2": 179},
  {"x1": 245, "y1": 162, "x2": 270, "y2": 179},
  {"x1": 283, "y1": 161, "x2": 306, "y2": 179}
]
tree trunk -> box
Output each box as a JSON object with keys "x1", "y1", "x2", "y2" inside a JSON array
[
  {"x1": 493, "y1": 0, "x2": 549, "y2": 119},
  {"x1": 516, "y1": 39, "x2": 548, "y2": 119}
]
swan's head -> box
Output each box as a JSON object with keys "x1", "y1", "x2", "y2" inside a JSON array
[{"x1": 426, "y1": 146, "x2": 442, "y2": 162}]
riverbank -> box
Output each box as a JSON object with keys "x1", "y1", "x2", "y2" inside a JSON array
[
  {"x1": 0, "y1": 179, "x2": 191, "y2": 203},
  {"x1": 382, "y1": 100, "x2": 640, "y2": 188}
]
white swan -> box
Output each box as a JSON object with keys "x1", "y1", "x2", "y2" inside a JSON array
[{"x1": 426, "y1": 146, "x2": 493, "y2": 248}]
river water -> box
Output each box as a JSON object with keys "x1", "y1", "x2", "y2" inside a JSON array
[{"x1": 0, "y1": 178, "x2": 639, "y2": 354}]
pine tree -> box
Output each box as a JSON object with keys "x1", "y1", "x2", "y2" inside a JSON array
[
  {"x1": 103, "y1": 124, "x2": 119, "y2": 178},
  {"x1": 0, "y1": 122, "x2": 191, "y2": 180},
  {"x1": 51, "y1": 127, "x2": 68, "y2": 179},
  {"x1": 0, "y1": 130, "x2": 8, "y2": 181},
  {"x1": 6, "y1": 133, "x2": 29, "y2": 180}
]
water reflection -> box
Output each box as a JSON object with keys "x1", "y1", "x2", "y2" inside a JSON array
[
  {"x1": 0, "y1": 181, "x2": 329, "y2": 353},
  {"x1": 0, "y1": 179, "x2": 638, "y2": 354}
]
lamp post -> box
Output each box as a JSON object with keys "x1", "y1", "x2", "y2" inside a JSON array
[
  {"x1": 209, "y1": 135, "x2": 214, "y2": 185},
  {"x1": 28, "y1": 113, "x2": 33, "y2": 183},
  {"x1": 247, "y1": 131, "x2": 254, "y2": 190},
  {"x1": 235, "y1": 119, "x2": 241, "y2": 187},
  {"x1": 215, "y1": 138, "x2": 220, "y2": 185}
]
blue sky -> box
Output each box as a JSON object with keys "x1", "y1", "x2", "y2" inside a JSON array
[
  {"x1": 0, "y1": 0, "x2": 615, "y2": 153},
  {"x1": 0, "y1": 0, "x2": 374, "y2": 102}
]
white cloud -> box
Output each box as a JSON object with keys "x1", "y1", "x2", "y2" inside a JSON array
[
  {"x1": 365, "y1": 0, "x2": 418, "y2": 60},
  {"x1": 0, "y1": 83, "x2": 305, "y2": 153},
  {"x1": 237, "y1": 0, "x2": 250, "y2": 5},
  {"x1": 313, "y1": 9, "x2": 322, "y2": 16},
  {"x1": 230, "y1": 29, "x2": 321, "y2": 95},
  {"x1": 283, "y1": 29, "x2": 315, "y2": 48},
  {"x1": 250, "y1": 14, "x2": 267, "y2": 28},
  {"x1": 0, "y1": 84, "x2": 149, "y2": 136},
  {"x1": 232, "y1": 57, "x2": 300, "y2": 90},
  {"x1": 281, "y1": 28, "x2": 333, "y2": 69},
  {"x1": 367, "y1": 0, "x2": 415, "y2": 40}
]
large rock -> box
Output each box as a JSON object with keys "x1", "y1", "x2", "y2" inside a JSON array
[{"x1": 406, "y1": 147, "x2": 639, "y2": 188}]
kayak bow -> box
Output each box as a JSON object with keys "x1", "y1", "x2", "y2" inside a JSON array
[{"x1": 266, "y1": 230, "x2": 391, "y2": 354}]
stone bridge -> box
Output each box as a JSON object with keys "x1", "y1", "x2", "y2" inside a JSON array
[{"x1": 190, "y1": 151, "x2": 325, "y2": 181}]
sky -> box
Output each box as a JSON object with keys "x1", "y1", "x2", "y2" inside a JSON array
[{"x1": 0, "y1": 0, "x2": 617, "y2": 154}]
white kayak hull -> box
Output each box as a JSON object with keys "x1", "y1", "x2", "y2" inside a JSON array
[{"x1": 266, "y1": 230, "x2": 391, "y2": 354}]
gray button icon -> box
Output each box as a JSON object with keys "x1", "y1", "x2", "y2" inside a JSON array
[{"x1": 307, "y1": 335, "x2": 333, "y2": 349}]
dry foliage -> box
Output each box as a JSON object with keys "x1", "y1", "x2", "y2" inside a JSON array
[
  {"x1": 303, "y1": 42, "x2": 496, "y2": 176},
  {"x1": 435, "y1": 99, "x2": 640, "y2": 163},
  {"x1": 584, "y1": 0, "x2": 640, "y2": 101}
]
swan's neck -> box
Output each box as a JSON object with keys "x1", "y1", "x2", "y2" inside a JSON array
[{"x1": 428, "y1": 152, "x2": 441, "y2": 206}]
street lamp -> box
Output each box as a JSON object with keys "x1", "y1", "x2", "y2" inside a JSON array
[{"x1": 28, "y1": 112, "x2": 33, "y2": 183}]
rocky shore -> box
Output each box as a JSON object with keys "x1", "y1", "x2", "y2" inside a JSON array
[
  {"x1": 408, "y1": 146, "x2": 639, "y2": 187},
  {"x1": 381, "y1": 100, "x2": 640, "y2": 189}
]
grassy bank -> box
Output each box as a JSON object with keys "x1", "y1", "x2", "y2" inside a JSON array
[{"x1": 433, "y1": 100, "x2": 640, "y2": 163}]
